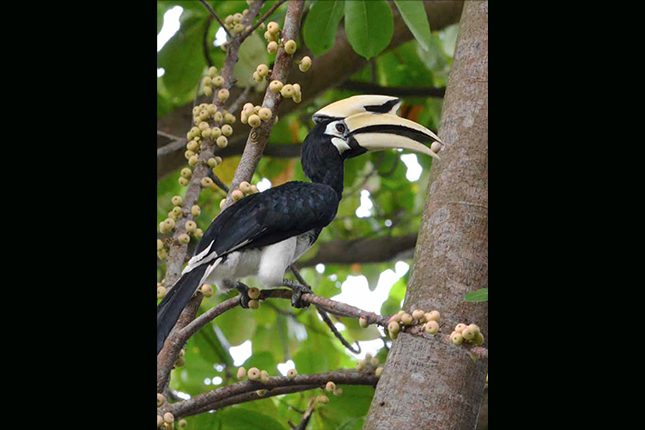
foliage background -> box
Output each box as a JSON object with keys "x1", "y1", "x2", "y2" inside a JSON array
[{"x1": 157, "y1": 1, "x2": 458, "y2": 428}]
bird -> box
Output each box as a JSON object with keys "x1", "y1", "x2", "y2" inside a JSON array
[{"x1": 157, "y1": 95, "x2": 443, "y2": 355}]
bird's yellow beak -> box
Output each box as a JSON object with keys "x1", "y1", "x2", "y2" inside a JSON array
[{"x1": 313, "y1": 95, "x2": 443, "y2": 159}]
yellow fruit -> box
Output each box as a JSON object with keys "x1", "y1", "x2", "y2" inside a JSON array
[
  {"x1": 232, "y1": 189, "x2": 244, "y2": 201},
  {"x1": 269, "y1": 80, "x2": 283, "y2": 92},
  {"x1": 267, "y1": 22, "x2": 279, "y2": 34},
  {"x1": 284, "y1": 39, "x2": 296, "y2": 54},
  {"x1": 200, "y1": 284, "x2": 213, "y2": 297},
  {"x1": 178, "y1": 233, "x2": 190, "y2": 244},
  {"x1": 450, "y1": 332, "x2": 464, "y2": 345},
  {"x1": 267, "y1": 41, "x2": 278, "y2": 54},
  {"x1": 299, "y1": 56, "x2": 312, "y2": 72},
  {"x1": 258, "y1": 108, "x2": 272, "y2": 121},
  {"x1": 248, "y1": 114, "x2": 261, "y2": 128},
  {"x1": 401, "y1": 313, "x2": 413, "y2": 325},
  {"x1": 237, "y1": 367, "x2": 247, "y2": 379},
  {"x1": 280, "y1": 84, "x2": 294, "y2": 98},
  {"x1": 412, "y1": 310, "x2": 425, "y2": 321},
  {"x1": 248, "y1": 367, "x2": 260, "y2": 380},
  {"x1": 425, "y1": 310, "x2": 440, "y2": 322},
  {"x1": 461, "y1": 326, "x2": 476, "y2": 341},
  {"x1": 388, "y1": 321, "x2": 400, "y2": 335},
  {"x1": 218, "y1": 89, "x2": 230, "y2": 100},
  {"x1": 239, "y1": 181, "x2": 252, "y2": 193},
  {"x1": 424, "y1": 320, "x2": 440, "y2": 335},
  {"x1": 216, "y1": 136, "x2": 228, "y2": 148},
  {"x1": 359, "y1": 317, "x2": 368, "y2": 328},
  {"x1": 256, "y1": 64, "x2": 269, "y2": 77}
]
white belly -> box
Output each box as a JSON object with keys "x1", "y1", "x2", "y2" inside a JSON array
[{"x1": 202, "y1": 233, "x2": 315, "y2": 292}]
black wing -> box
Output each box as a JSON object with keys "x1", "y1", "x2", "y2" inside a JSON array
[{"x1": 189, "y1": 181, "x2": 339, "y2": 267}]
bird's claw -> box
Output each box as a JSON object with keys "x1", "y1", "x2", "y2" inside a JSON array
[
  {"x1": 283, "y1": 279, "x2": 312, "y2": 309},
  {"x1": 236, "y1": 282, "x2": 252, "y2": 309}
]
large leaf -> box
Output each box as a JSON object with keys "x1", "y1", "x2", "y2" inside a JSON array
[
  {"x1": 344, "y1": 0, "x2": 393, "y2": 59},
  {"x1": 464, "y1": 288, "x2": 488, "y2": 302},
  {"x1": 393, "y1": 0, "x2": 432, "y2": 51},
  {"x1": 157, "y1": 11, "x2": 208, "y2": 97},
  {"x1": 232, "y1": 32, "x2": 269, "y2": 89},
  {"x1": 303, "y1": 0, "x2": 345, "y2": 56},
  {"x1": 217, "y1": 408, "x2": 287, "y2": 430}
]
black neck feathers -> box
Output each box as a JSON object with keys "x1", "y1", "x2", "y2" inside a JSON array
[{"x1": 301, "y1": 126, "x2": 345, "y2": 198}]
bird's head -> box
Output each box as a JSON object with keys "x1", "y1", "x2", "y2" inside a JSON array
[{"x1": 305, "y1": 95, "x2": 443, "y2": 162}]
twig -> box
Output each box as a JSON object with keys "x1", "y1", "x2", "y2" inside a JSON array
[
  {"x1": 294, "y1": 399, "x2": 316, "y2": 430},
  {"x1": 227, "y1": 85, "x2": 253, "y2": 114},
  {"x1": 157, "y1": 138, "x2": 187, "y2": 157},
  {"x1": 240, "y1": 0, "x2": 288, "y2": 41},
  {"x1": 162, "y1": 369, "x2": 379, "y2": 419},
  {"x1": 157, "y1": 130, "x2": 185, "y2": 141},
  {"x1": 198, "y1": 0, "x2": 232, "y2": 38},
  {"x1": 202, "y1": 16, "x2": 214, "y2": 67},
  {"x1": 223, "y1": 0, "x2": 306, "y2": 210},
  {"x1": 207, "y1": 170, "x2": 230, "y2": 193},
  {"x1": 290, "y1": 265, "x2": 361, "y2": 354}
]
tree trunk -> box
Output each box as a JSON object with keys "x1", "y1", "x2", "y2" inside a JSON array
[{"x1": 362, "y1": 2, "x2": 488, "y2": 429}]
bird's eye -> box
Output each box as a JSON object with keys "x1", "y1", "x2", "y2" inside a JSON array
[{"x1": 335, "y1": 123, "x2": 345, "y2": 133}]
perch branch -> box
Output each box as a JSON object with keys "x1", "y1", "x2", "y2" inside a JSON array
[{"x1": 162, "y1": 369, "x2": 379, "y2": 419}]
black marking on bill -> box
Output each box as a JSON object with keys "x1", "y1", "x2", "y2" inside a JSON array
[
  {"x1": 351, "y1": 124, "x2": 434, "y2": 143},
  {"x1": 364, "y1": 98, "x2": 401, "y2": 114}
]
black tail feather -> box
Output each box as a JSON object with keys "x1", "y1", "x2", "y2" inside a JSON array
[{"x1": 157, "y1": 265, "x2": 208, "y2": 355}]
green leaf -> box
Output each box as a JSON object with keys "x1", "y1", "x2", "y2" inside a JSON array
[
  {"x1": 217, "y1": 408, "x2": 287, "y2": 430},
  {"x1": 393, "y1": 0, "x2": 432, "y2": 51},
  {"x1": 157, "y1": 11, "x2": 208, "y2": 97},
  {"x1": 344, "y1": 0, "x2": 393, "y2": 59},
  {"x1": 464, "y1": 288, "x2": 488, "y2": 302},
  {"x1": 303, "y1": 0, "x2": 345, "y2": 56},
  {"x1": 232, "y1": 32, "x2": 268, "y2": 89},
  {"x1": 215, "y1": 306, "x2": 257, "y2": 346}
]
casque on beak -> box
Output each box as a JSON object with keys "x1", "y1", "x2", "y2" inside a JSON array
[{"x1": 313, "y1": 95, "x2": 443, "y2": 159}]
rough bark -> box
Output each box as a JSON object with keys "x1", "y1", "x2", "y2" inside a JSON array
[
  {"x1": 157, "y1": 0, "x2": 465, "y2": 181},
  {"x1": 362, "y1": 2, "x2": 488, "y2": 430}
]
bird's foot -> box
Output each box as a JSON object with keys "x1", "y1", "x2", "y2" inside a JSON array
[
  {"x1": 283, "y1": 279, "x2": 312, "y2": 309},
  {"x1": 236, "y1": 282, "x2": 252, "y2": 309}
]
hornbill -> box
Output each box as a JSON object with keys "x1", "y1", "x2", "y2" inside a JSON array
[{"x1": 157, "y1": 95, "x2": 442, "y2": 355}]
